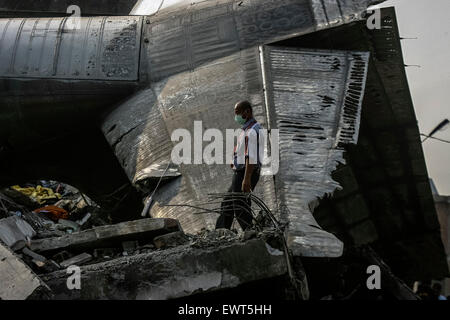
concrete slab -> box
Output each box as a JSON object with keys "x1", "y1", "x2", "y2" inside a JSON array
[
  {"x1": 0, "y1": 216, "x2": 35, "y2": 251},
  {"x1": 30, "y1": 218, "x2": 181, "y2": 254},
  {"x1": 0, "y1": 242, "x2": 50, "y2": 300},
  {"x1": 41, "y1": 239, "x2": 287, "y2": 299},
  {"x1": 60, "y1": 253, "x2": 93, "y2": 268}
]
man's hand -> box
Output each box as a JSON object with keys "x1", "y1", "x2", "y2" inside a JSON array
[
  {"x1": 242, "y1": 159, "x2": 254, "y2": 193},
  {"x1": 242, "y1": 178, "x2": 252, "y2": 193}
]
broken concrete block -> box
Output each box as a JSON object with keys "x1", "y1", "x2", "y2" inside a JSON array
[
  {"x1": 30, "y1": 218, "x2": 180, "y2": 254},
  {"x1": 60, "y1": 253, "x2": 93, "y2": 268},
  {"x1": 0, "y1": 242, "x2": 51, "y2": 300},
  {"x1": 41, "y1": 239, "x2": 287, "y2": 300},
  {"x1": 153, "y1": 231, "x2": 189, "y2": 249},
  {"x1": 22, "y1": 247, "x2": 47, "y2": 262},
  {"x1": 76, "y1": 213, "x2": 91, "y2": 226},
  {"x1": 0, "y1": 216, "x2": 36, "y2": 250}
]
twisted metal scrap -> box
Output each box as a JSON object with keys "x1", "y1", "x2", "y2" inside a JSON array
[{"x1": 162, "y1": 192, "x2": 306, "y2": 299}]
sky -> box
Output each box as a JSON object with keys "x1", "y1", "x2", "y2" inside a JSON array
[{"x1": 376, "y1": 0, "x2": 450, "y2": 195}]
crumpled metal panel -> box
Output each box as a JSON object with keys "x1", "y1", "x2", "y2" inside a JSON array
[
  {"x1": 103, "y1": 48, "x2": 274, "y2": 232},
  {"x1": 262, "y1": 47, "x2": 369, "y2": 257},
  {"x1": 101, "y1": 0, "x2": 377, "y2": 256},
  {"x1": 0, "y1": 16, "x2": 142, "y2": 80},
  {"x1": 142, "y1": 0, "x2": 240, "y2": 82},
  {"x1": 102, "y1": 87, "x2": 177, "y2": 184},
  {"x1": 132, "y1": 0, "x2": 380, "y2": 19},
  {"x1": 102, "y1": 45, "x2": 370, "y2": 258},
  {"x1": 141, "y1": 0, "x2": 381, "y2": 82}
]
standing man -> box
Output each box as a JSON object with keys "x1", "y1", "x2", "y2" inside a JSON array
[{"x1": 215, "y1": 101, "x2": 263, "y2": 230}]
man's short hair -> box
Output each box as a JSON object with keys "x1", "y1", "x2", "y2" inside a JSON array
[{"x1": 236, "y1": 100, "x2": 252, "y2": 112}]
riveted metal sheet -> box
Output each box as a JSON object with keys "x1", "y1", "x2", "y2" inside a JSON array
[
  {"x1": 102, "y1": 47, "x2": 273, "y2": 234},
  {"x1": 102, "y1": 45, "x2": 370, "y2": 258},
  {"x1": 143, "y1": 0, "x2": 239, "y2": 82},
  {"x1": 0, "y1": 16, "x2": 142, "y2": 80},
  {"x1": 141, "y1": 0, "x2": 380, "y2": 82},
  {"x1": 261, "y1": 46, "x2": 370, "y2": 257},
  {"x1": 234, "y1": 0, "x2": 314, "y2": 48},
  {"x1": 309, "y1": 0, "x2": 378, "y2": 29}
]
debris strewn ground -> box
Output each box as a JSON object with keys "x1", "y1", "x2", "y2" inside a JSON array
[
  {"x1": 0, "y1": 180, "x2": 291, "y2": 300},
  {"x1": 39, "y1": 238, "x2": 288, "y2": 300}
]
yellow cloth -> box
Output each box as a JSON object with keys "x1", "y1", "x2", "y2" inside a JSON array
[{"x1": 11, "y1": 185, "x2": 62, "y2": 204}]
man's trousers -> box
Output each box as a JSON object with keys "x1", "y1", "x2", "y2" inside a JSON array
[{"x1": 215, "y1": 168, "x2": 260, "y2": 230}]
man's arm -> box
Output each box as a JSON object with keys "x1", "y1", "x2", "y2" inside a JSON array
[
  {"x1": 242, "y1": 129, "x2": 258, "y2": 192},
  {"x1": 242, "y1": 158, "x2": 254, "y2": 193}
]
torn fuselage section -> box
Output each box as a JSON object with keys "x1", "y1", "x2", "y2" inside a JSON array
[
  {"x1": 101, "y1": 45, "x2": 370, "y2": 258},
  {"x1": 261, "y1": 46, "x2": 370, "y2": 257},
  {"x1": 100, "y1": 0, "x2": 376, "y2": 257}
]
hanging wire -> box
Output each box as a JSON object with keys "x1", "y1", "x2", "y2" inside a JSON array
[
  {"x1": 141, "y1": 162, "x2": 172, "y2": 217},
  {"x1": 420, "y1": 134, "x2": 450, "y2": 144},
  {"x1": 160, "y1": 192, "x2": 304, "y2": 298}
]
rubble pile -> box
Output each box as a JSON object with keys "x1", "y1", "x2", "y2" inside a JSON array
[
  {"x1": 190, "y1": 228, "x2": 240, "y2": 249},
  {"x1": 1, "y1": 180, "x2": 107, "y2": 234},
  {"x1": 0, "y1": 180, "x2": 288, "y2": 300},
  {"x1": 39, "y1": 235, "x2": 289, "y2": 300},
  {"x1": 0, "y1": 181, "x2": 159, "y2": 298}
]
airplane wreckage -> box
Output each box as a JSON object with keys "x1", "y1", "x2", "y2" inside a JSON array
[{"x1": 0, "y1": 0, "x2": 448, "y2": 300}]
